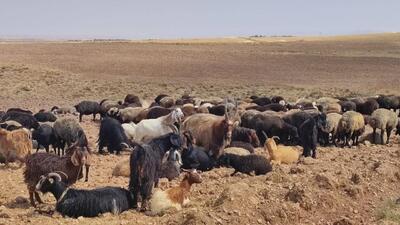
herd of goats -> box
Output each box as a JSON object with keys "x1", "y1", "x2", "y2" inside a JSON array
[{"x1": 0, "y1": 93, "x2": 400, "y2": 218}]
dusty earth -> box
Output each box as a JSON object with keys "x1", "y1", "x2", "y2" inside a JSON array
[{"x1": 0, "y1": 33, "x2": 400, "y2": 225}]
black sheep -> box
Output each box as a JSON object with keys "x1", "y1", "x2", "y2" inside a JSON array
[
  {"x1": 36, "y1": 173, "x2": 133, "y2": 218},
  {"x1": 123, "y1": 94, "x2": 142, "y2": 107},
  {"x1": 218, "y1": 153, "x2": 272, "y2": 176},
  {"x1": 208, "y1": 104, "x2": 227, "y2": 116},
  {"x1": 1, "y1": 111, "x2": 39, "y2": 130},
  {"x1": 252, "y1": 97, "x2": 272, "y2": 106},
  {"x1": 32, "y1": 124, "x2": 57, "y2": 153},
  {"x1": 226, "y1": 141, "x2": 255, "y2": 153},
  {"x1": 74, "y1": 101, "x2": 101, "y2": 122},
  {"x1": 339, "y1": 101, "x2": 357, "y2": 113},
  {"x1": 154, "y1": 94, "x2": 169, "y2": 104},
  {"x1": 129, "y1": 133, "x2": 182, "y2": 211},
  {"x1": 7, "y1": 108, "x2": 33, "y2": 114},
  {"x1": 299, "y1": 118, "x2": 318, "y2": 158},
  {"x1": 0, "y1": 111, "x2": 5, "y2": 120},
  {"x1": 98, "y1": 118, "x2": 129, "y2": 155},
  {"x1": 246, "y1": 103, "x2": 287, "y2": 112},
  {"x1": 34, "y1": 111, "x2": 57, "y2": 122},
  {"x1": 146, "y1": 106, "x2": 172, "y2": 119},
  {"x1": 354, "y1": 98, "x2": 379, "y2": 115},
  {"x1": 232, "y1": 127, "x2": 260, "y2": 147},
  {"x1": 181, "y1": 131, "x2": 215, "y2": 171},
  {"x1": 377, "y1": 95, "x2": 400, "y2": 111},
  {"x1": 271, "y1": 96, "x2": 285, "y2": 104}
]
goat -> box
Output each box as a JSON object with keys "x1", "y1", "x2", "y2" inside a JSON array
[{"x1": 0, "y1": 128, "x2": 32, "y2": 166}]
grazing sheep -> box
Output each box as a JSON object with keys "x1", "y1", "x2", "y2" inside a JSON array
[
  {"x1": 112, "y1": 158, "x2": 131, "y2": 177},
  {"x1": 376, "y1": 95, "x2": 400, "y2": 111},
  {"x1": 318, "y1": 102, "x2": 342, "y2": 114},
  {"x1": 1, "y1": 111, "x2": 39, "y2": 130},
  {"x1": 24, "y1": 142, "x2": 91, "y2": 207},
  {"x1": 181, "y1": 131, "x2": 215, "y2": 171},
  {"x1": 34, "y1": 111, "x2": 57, "y2": 122},
  {"x1": 339, "y1": 101, "x2": 357, "y2": 113},
  {"x1": 53, "y1": 118, "x2": 88, "y2": 155},
  {"x1": 232, "y1": 127, "x2": 260, "y2": 147},
  {"x1": 148, "y1": 170, "x2": 202, "y2": 216},
  {"x1": 354, "y1": 98, "x2": 379, "y2": 115},
  {"x1": 36, "y1": 173, "x2": 133, "y2": 217},
  {"x1": 208, "y1": 104, "x2": 236, "y2": 116},
  {"x1": 129, "y1": 133, "x2": 183, "y2": 211},
  {"x1": 133, "y1": 108, "x2": 184, "y2": 143},
  {"x1": 123, "y1": 94, "x2": 142, "y2": 107},
  {"x1": 263, "y1": 133, "x2": 299, "y2": 164},
  {"x1": 252, "y1": 97, "x2": 271, "y2": 106},
  {"x1": 367, "y1": 108, "x2": 398, "y2": 144},
  {"x1": 98, "y1": 117, "x2": 130, "y2": 155},
  {"x1": 226, "y1": 141, "x2": 255, "y2": 153},
  {"x1": 0, "y1": 128, "x2": 32, "y2": 166},
  {"x1": 246, "y1": 103, "x2": 288, "y2": 112},
  {"x1": 115, "y1": 107, "x2": 145, "y2": 123},
  {"x1": 74, "y1": 101, "x2": 101, "y2": 122},
  {"x1": 224, "y1": 147, "x2": 250, "y2": 156},
  {"x1": 321, "y1": 113, "x2": 342, "y2": 145},
  {"x1": 146, "y1": 107, "x2": 172, "y2": 119},
  {"x1": 32, "y1": 124, "x2": 57, "y2": 153},
  {"x1": 51, "y1": 106, "x2": 76, "y2": 115},
  {"x1": 99, "y1": 99, "x2": 123, "y2": 119},
  {"x1": 7, "y1": 108, "x2": 33, "y2": 114},
  {"x1": 218, "y1": 153, "x2": 272, "y2": 176},
  {"x1": 336, "y1": 111, "x2": 365, "y2": 147}
]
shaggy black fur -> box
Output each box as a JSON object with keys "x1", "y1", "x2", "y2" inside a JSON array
[
  {"x1": 32, "y1": 124, "x2": 57, "y2": 153},
  {"x1": 251, "y1": 97, "x2": 272, "y2": 106},
  {"x1": 218, "y1": 153, "x2": 272, "y2": 176},
  {"x1": 146, "y1": 106, "x2": 172, "y2": 119},
  {"x1": 34, "y1": 111, "x2": 57, "y2": 122},
  {"x1": 226, "y1": 141, "x2": 255, "y2": 153},
  {"x1": 98, "y1": 117, "x2": 128, "y2": 155},
  {"x1": 299, "y1": 118, "x2": 318, "y2": 158},
  {"x1": 1, "y1": 111, "x2": 39, "y2": 129},
  {"x1": 74, "y1": 101, "x2": 101, "y2": 122}
]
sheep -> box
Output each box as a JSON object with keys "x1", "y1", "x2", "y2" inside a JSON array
[
  {"x1": 1, "y1": 111, "x2": 39, "y2": 130},
  {"x1": 112, "y1": 158, "x2": 130, "y2": 177},
  {"x1": 182, "y1": 102, "x2": 238, "y2": 159},
  {"x1": 32, "y1": 123, "x2": 57, "y2": 153},
  {"x1": 159, "y1": 96, "x2": 175, "y2": 108},
  {"x1": 367, "y1": 108, "x2": 398, "y2": 144},
  {"x1": 51, "y1": 106, "x2": 76, "y2": 115},
  {"x1": 34, "y1": 111, "x2": 57, "y2": 122},
  {"x1": 0, "y1": 120, "x2": 23, "y2": 131},
  {"x1": 35, "y1": 173, "x2": 133, "y2": 217},
  {"x1": 226, "y1": 141, "x2": 255, "y2": 153},
  {"x1": 98, "y1": 117, "x2": 130, "y2": 155},
  {"x1": 175, "y1": 94, "x2": 195, "y2": 105},
  {"x1": 115, "y1": 107, "x2": 144, "y2": 123},
  {"x1": 353, "y1": 98, "x2": 379, "y2": 115},
  {"x1": 146, "y1": 106, "x2": 172, "y2": 119},
  {"x1": 7, "y1": 108, "x2": 33, "y2": 114},
  {"x1": 129, "y1": 133, "x2": 183, "y2": 211},
  {"x1": 24, "y1": 142, "x2": 91, "y2": 207},
  {"x1": 263, "y1": 133, "x2": 299, "y2": 164},
  {"x1": 243, "y1": 113, "x2": 299, "y2": 146},
  {"x1": 132, "y1": 108, "x2": 184, "y2": 143},
  {"x1": 336, "y1": 111, "x2": 365, "y2": 147},
  {"x1": 74, "y1": 100, "x2": 101, "y2": 122},
  {"x1": 181, "y1": 131, "x2": 215, "y2": 171},
  {"x1": 224, "y1": 147, "x2": 250, "y2": 156},
  {"x1": 0, "y1": 128, "x2": 32, "y2": 166},
  {"x1": 271, "y1": 96, "x2": 285, "y2": 105},
  {"x1": 218, "y1": 153, "x2": 272, "y2": 176},
  {"x1": 99, "y1": 99, "x2": 123, "y2": 119},
  {"x1": 181, "y1": 103, "x2": 198, "y2": 119},
  {"x1": 298, "y1": 118, "x2": 319, "y2": 158},
  {"x1": 339, "y1": 101, "x2": 357, "y2": 113},
  {"x1": 154, "y1": 94, "x2": 169, "y2": 104},
  {"x1": 320, "y1": 113, "x2": 342, "y2": 145},
  {"x1": 252, "y1": 97, "x2": 271, "y2": 106},
  {"x1": 123, "y1": 94, "x2": 142, "y2": 107},
  {"x1": 53, "y1": 118, "x2": 88, "y2": 155},
  {"x1": 148, "y1": 170, "x2": 202, "y2": 216},
  {"x1": 376, "y1": 95, "x2": 400, "y2": 111},
  {"x1": 160, "y1": 149, "x2": 182, "y2": 181},
  {"x1": 246, "y1": 103, "x2": 288, "y2": 112},
  {"x1": 232, "y1": 127, "x2": 260, "y2": 147},
  {"x1": 317, "y1": 102, "x2": 342, "y2": 114}
]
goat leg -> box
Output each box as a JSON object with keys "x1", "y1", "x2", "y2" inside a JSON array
[
  {"x1": 85, "y1": 165, "x2": 90, "y2": 182},
  {"x1": 29, "y1": 191, "x2": 36, "y2": 207},
  {"x1": 34, "y1": 192, "x2": 43, "y2": 204}
]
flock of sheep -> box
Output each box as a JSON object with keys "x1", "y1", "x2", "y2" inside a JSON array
[{"x1": 0, "y1": 93, "x2": 399, "y2": 218}]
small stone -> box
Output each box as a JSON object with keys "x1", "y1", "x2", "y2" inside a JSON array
[{"x1": 15, "y1": 196, "x2": 28, "y2": 204}]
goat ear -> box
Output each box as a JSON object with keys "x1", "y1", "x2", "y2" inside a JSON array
[{"x1": 71, "y1": 150, "x2": 80, "y2": 166}]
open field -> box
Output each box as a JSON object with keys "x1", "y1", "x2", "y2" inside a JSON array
[{"x1": 0, "y1": 33, "x2": 400, "y2": 225}]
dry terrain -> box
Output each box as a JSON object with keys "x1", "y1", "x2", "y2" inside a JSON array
[{"x1": 0, "y1": 33, "x2": 400, "y2": 225}]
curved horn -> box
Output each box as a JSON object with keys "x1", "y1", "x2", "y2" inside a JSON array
[
  {"x1": 169, "y1": 124, "x2": 179, "y2": 134},
  {"x1": 52, "y1": 171, "x2": 69, "y2": 180},
  {"x1": 261, "y1": 131, "x2": 269, "y2": 139},
  {"x1": 271, "y1": 136, "x2": 281, "y2": 141},
  {"x1": 120, "y1": 142, "x2": 130, "y2": 149},
  {"x1": 47, "y1": 172, "x2": 62, "y2": 182}
]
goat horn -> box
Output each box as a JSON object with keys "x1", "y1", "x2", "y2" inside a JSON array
[
  {"x1": 52, "y1": 171, "x2": 69, "y2": 180},
  {"x1": 261, "y1": 131, "x2": 268, "y2": 139},
  {"x1": 272, "y1": 136, "x2": 280, "y2": 141},
  {"x1": 47, "y1": 172, "x2": 62, "y2": 182},
  {"x1": 120, "y1": 142, "x2": 130, "y2": 149}
]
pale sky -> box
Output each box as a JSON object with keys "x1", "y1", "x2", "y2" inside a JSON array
[{"x1": 1, "y1": 0, "x2": 399, "y2": 39}]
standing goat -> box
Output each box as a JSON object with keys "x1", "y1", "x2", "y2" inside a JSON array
[
  {"x1": 131, "y1": 108, "x2": 184, "y2": 143},
  {"x1": 182, "y1": 100, "x2": 238, "y2": 159}
]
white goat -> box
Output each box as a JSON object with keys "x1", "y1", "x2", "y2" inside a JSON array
[
  {"x1": 122, "y1": 122, "x2": 137, "y2": 142},
  {"x1": 131, "y1": 108, "x2": 184, "y2": 143}
]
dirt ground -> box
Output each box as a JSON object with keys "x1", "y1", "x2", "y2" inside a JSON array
[{"x1": 0, "y1": 33, "x2": 400, "y2": 225}]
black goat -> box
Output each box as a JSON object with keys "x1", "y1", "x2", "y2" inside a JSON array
[
  {"x1": 7, "y1": 108, "x2": 33, "y2": 114},
  {"x1": 246, "y1": 103, "x2": 287, "y2": 112},
  {"x1": 232, "y1": 127, "x2": 260, "y2": 147},
  {"x1": 218, "y1": 153, "x2": 272, "y2": 176},
  {"x1": 1, "y1": 111, "x2": 39, "y2": 130},
  {"x1": 299, "y1": 118, "x2": 318, "y2": 158},
  {"x1": 32, "y1": 124, "x2": 57, "y2": 153},
  {"x1": 129, "y1": 133, "x2": 182, "y2": 211},
  {"x1": 36, "y1": 173, "x2": 133, "y2": 218},
  {"x1": 98, "y1": 117, "x2": 130, "y2": 155},
  {"x1": 181, "y1": 131, "x2": 215, "y2": 171},
  {"x1": 146, "y1": 106, "x2": 172, "y2": 119},
  {"x1": 34, "y1": 111, "x2": 57, "y2": 122}
]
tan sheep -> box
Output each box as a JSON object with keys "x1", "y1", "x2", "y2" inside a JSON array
[
  {"x1": 263, "y1": 133, "x2": 299, "y2": 164},
  {"x1": 336, "y1": 111, "x2": 365, "y2": 147}
]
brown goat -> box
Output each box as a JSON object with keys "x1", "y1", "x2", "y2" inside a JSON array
[
  {"x1": 182, "y1": 100, "x2": 238, "y2": 159},
  {"x1": 0, "y1": 128, "x2": 32, "y2": 166}
]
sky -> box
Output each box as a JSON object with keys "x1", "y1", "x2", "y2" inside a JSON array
[{"x1": 0, "y1": 0, "x2": 399, "y2": 39}]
